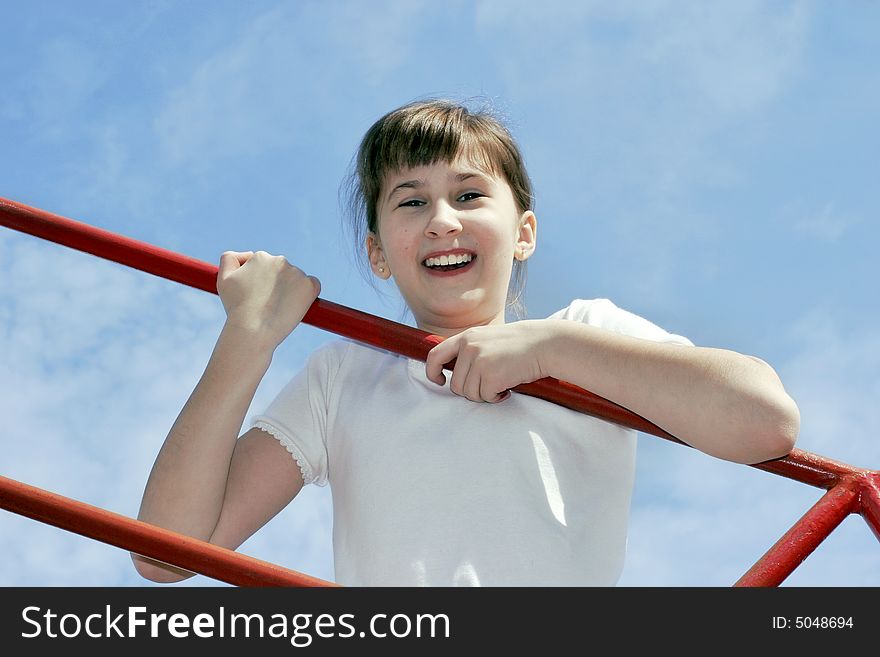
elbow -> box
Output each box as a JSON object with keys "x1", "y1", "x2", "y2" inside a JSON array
[
  {"x1": 131, "y1": 553, "x2": 195, "y2": 584},
  {"x1": 742, "y1": 392, "x2": 801, "y2": 465}
]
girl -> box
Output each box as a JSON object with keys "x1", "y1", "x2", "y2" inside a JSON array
[{"x1": 133, "y1": 99, "x2": 800, "y2": 586}]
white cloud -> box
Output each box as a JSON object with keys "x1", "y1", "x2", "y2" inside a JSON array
[
  {"x1": 794, "y1": 202, "x2": 857, "y2": 242},
  {"x1": 781, "y1": 308, "x2": 880, "y2": 466},
  {"x1": 478, "y1": 0, "x2": 809, "y2": 115},
  {"x1": 476, "y1": 0, "x2": 812, "y2": 307},
  {"x1": 153, "y1": 7, "x2": 304, "y2": 167},
  {"x1": 154, "y1": 0, "x2": 426, "y2": 169},
  {"x1": 637, "y1": 1, "x2": 810, "y2": 114}
]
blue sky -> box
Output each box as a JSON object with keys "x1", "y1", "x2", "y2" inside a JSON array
[{"x1": 1, "y1": 1, "x2": 878, "y2": 587}]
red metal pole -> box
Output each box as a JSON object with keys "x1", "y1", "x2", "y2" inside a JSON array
[
  {"x1": 734, "y1": 478, "x2": 861, "y2": 587},
  {"x1": 859, "y1": 472, "x2": 880, "y2": 543},
  {"x1": 749, "y1": 448, "x2": 865, "y2": 490},
  {"x1": 0, "y1": 475, "x2": 337, "y2": 587}
]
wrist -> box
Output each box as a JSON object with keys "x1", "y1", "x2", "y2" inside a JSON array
[
  {"x1": 219, "y1": 320, "x2": 278, "y2": 362},
  {"x1": 536, "y1": 319, "x2": 577, "y2": 381}
]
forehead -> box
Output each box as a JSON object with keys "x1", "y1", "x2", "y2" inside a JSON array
[{"x1": 383, "y1": 156, "x2": 500, "y2": 187}]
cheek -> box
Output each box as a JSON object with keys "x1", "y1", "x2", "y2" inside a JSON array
[
  {"x1": 484, "y1": 224, "x2": 518, "y2": 260},
  {"x1": 386, "y1": 228, "x2": 417, "y2": 263}
]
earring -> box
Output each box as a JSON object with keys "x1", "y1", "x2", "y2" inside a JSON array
[{"x1": 378, "y1": 266, "x2": 385, "y2": 273}]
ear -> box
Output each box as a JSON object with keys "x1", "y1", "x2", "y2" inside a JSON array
[
  {"x1": 366, "y1": 232, "x2": 391, "y2": 279},
  {"x1": 514, "y1": 211, "x2": 537, "y2": 261}
]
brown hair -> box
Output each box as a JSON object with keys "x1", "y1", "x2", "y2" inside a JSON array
[{"x1": 341, "y1": 98, "x2": 534, "y2": 319}]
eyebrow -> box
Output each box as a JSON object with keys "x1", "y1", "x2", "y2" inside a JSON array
[
  {"x1": 386, "y1": 179, "x2": 424, "y2": 203},
  {"x1": 455, "y1": 171, "x2": 489, "y2": 184},
  {"x1": 385, "y1": 171, "x2": 491, "y2": 204}
]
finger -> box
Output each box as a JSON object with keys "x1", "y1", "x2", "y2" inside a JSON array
[
  {"x1": 218, "y1": 251, "x2": 254, "y2": 274},
  {"x1": 218, "y1": 251, "x2": 242, "y2": 278},
  {"x1": 464, "y1": 361, "x2": 495, "y2": 402},
  {"x1": 463, "y1": 368, "x2": 484, "y2": 402},
  {"x1": 425, "y1": 340, "x2": 455, "y2": 386},
  {"x1": 483, "y1": 380, "x2": 511, "y2": 404},
  {"x1": 447, "y1": 349, "x2": 472, "y2": 399},
  {"x1": 307, "y1": 275, "x2": 322, "y2": 296}
]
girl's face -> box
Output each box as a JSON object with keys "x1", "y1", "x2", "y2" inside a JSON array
[{"x1": 366, "y1": 158, "x2": 537, "y2": 337}]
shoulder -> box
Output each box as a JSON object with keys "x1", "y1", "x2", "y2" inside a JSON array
[
  {"x1": 546, "y1": 298, "x2": 694, "y2": 346},
  {"x1": 304, "y1": 338, "x2": 350, "y2": 369},
  {"x1": 307, "y1": 337, "x2": 401, "y2": 374},
  {"x1": 546, "y1": 297, "x2": 619, "y2": 324}
]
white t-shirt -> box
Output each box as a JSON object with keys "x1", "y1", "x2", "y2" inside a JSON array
[{"x1": 247, "y1": 298, "x2": 693, "y2": 586}]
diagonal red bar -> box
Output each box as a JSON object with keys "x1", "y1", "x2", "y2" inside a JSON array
[
  {"x1": 734, "y1": 478, "x2": 861, "y2": 587},
  {"x1": 0, "y1": 474, "x2": 337, "y2": 587},
  {"x1": 0, "y1": 196, "x2": 866, "y2": 487},
  {"x1": 2, "y1": 196, "x2": 875, "y2": 489},
  {"x1": 859, "y1": 472, "x2": 880, "y2": 543}
]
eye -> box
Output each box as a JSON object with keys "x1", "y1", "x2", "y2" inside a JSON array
[
  {"x1": 458, "y1": 192, "x2": 484, "y2": 202},
  {"x1": 398, "y1": 199, "x2": 425, "y2": 207}
]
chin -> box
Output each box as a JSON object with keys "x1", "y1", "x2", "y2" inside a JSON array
[{"x1": 424, "y1": 299, "x2": 504, "y2": 327}]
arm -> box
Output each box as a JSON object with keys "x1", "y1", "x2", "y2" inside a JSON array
[
  {"x1": 133, "y1": 251, "x2": 320, "y2": 582},
  {"x1": 132, "y1": 323, "x2": 300, "y2": 582},
  {"x1": 424, "y1": 319, "x2": 800, "y2": 466},
  {"x1": 539, "y1": 320, "x2": 800, "y2": 464}
]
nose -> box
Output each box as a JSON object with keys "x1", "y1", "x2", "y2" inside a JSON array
[{"x1": 424, "y1": 200, "x2": 462, "y2": 238}]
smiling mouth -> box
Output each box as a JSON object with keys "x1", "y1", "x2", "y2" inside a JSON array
[
  {"x1": 422, "y1": 253, "x2": 477, "y2": 274},
  {"x1": 422, "y1": 252, "x2": 476, "y2": 269},
  {"x1": 426, "y1": 260, "x2": 470, "y2": 272}
]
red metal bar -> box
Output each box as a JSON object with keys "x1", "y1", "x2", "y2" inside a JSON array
[
  {"x1": 750, "y1": 448, "x2": 865, "y2": 490},
  {"x1": 734, "y1": 478, "x2": 861, "y2": 587},
  {"x1": 0, "y1": 475, "x2": 337, "y2": 587},
  {"x1": 860, "y1": 472, "x2": 880, "y2": 543}
]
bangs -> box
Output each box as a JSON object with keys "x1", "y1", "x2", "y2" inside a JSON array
[
  {"x1": 350, "y1": 98, "x2": 533, "y2": 236},
  {"x1": 374, "y1": 112, "x2": 509, "y2": 181},
  {"x1": 362, "y1": 103, "x2": 519, "y2": 205}
]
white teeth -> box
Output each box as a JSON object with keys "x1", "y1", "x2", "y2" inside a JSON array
[{"x1": 424, "y1": 253, "x2": 474, "y2": 267}]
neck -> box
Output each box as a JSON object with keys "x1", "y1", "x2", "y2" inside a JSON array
[{"x1": 415, "y1": 309, "x2": 507, "y2": 339}]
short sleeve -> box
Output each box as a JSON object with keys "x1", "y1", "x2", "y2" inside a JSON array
[
  {"x1": 546, "y1": 298, "x2": 694, "y2": 347},
  {"x1": 246, "y1": 340, "x2": 347, "y2": 486}
]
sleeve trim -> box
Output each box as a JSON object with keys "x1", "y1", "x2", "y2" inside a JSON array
[{"x1": 252, "y1": 420, "x2": 327, "y2": 487}]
